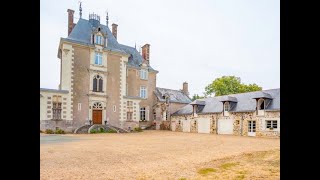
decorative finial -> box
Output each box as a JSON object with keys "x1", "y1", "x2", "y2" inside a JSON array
[
  {"x1": 106, "y1": 10, "x2": 109, "y2": 26},
  {"x1": 79, "y1": 1, "x2": 82, "y2": 19}
]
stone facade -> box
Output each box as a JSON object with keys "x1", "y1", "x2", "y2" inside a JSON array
[{"x1": 171, "y1": 110, "x2": 280, "y2": 137}]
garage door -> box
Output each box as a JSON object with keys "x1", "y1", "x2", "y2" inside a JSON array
[
  {"x1": 197, "y1": 118, "x2": 211, "y2": 134},
  {"x1": 218, "y1": 119, "x2": 233, "y2": 134},
  {"x1": 183, "y1": 119, "x2": 190, "y2": 132}
]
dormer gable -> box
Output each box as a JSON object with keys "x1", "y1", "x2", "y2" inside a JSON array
[{"x1": 91, "y1": 27, "x2": 107, "y2": 47}]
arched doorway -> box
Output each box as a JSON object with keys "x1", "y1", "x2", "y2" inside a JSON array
[{"x1": 92, "y1": 102, "x2": 103, "y2": 124}]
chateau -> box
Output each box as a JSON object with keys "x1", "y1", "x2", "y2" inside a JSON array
[{"x1": 40, "y1": 8, "x2": 191, "y2": 132}]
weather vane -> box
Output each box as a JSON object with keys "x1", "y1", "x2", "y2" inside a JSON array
[
  {"x1": 105, "y1": 10, "x2": 109, "y2": 26},
  {"x1": 79, "y1": 1, "x2": 82, "y2": 19}
]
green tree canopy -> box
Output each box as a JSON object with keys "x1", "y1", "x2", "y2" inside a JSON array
[
  {"x1": 191, "y1": 94, "x2": 204, "y2": 101},
  {"x1": 204, "y1": 76, "x2": 262, "y2": 96}
]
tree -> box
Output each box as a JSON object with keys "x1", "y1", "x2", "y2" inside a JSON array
[
  {"x1": 191, "y1": 94, "x2": 204, "y2": 101},
  {"x1": 204, "y1": 76, "x2": 262, "y2": 96}
]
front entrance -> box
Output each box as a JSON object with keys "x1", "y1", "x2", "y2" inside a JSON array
[
  {"x1": 92, "y1": 110, "x2": 102, "y2": 124},
  {"x1": 182, "y1": 119, "x2": 191, "y2": 132},
  {"x1": 248, "y1": 120, "x2": 256, "y2": 136}
]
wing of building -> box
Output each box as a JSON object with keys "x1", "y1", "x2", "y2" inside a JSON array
[
  {"x1": 40, "y1": 9, "x2": 189, "y2": 132},
  {"x1": 170, "y1": 88, "x2": 280, "y2": 137}
]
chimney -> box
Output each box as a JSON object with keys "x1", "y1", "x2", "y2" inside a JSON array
[
  {"x1": 141, "y1": 44, "x2": 150, "y2": 61},
  {"x1": 112, "y1": 23, "x2": 118, "y2": 39},
  {"x1": 182, "y1": 82, "x2": 189, "y2": 96},
  {"x1": 67, "y1": 9, "x2": 75, "y2": 36}
]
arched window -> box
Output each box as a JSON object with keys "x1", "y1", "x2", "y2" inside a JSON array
[
  {"x1": 93, "y1": 75, "x2": 103, "y2": 92},
  {"x1": 93, "y1": 102, "x2": 103, "y2": 109},
  {"x1": 224, "y1": 102, "x2": 230, "y2": 111},
  {"x1": 258, "y1": 99, "x2": 265, "y2": 110}
]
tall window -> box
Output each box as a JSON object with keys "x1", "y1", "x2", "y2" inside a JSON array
[
  {"x1": 52, "y1": 95, "x2": 62, "y2": 120},
  {"x1": 140, "y1": 107, "x2": 146, "y2": 121},
  {"x1": 140, "y1": 69, "x2": 148, "y2": 80},
  {"x1": 140, "y1": 86, "x2": 147, "y2": 99},
  {"x1": 127, "y1": 101, "x2": 133, "y2": 120},
  {"x1": 266, "y1": 120, "x2": 278, "y2": 129},
  {"x1": 93, "y1": 75, "x2": 103, "y2": 92},
  {"x1": 224, "y1": 102, "x2": 230, "y2": 111},
  {"x1": 95, "y1": 52, "x2": 103, "y2": 65},
  {"x1": 95, "y1": 35, "x2": 103, "y2": 45}
]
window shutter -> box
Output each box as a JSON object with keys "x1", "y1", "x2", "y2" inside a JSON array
[
  {"x1": 99, "y1": 79, "x2": 103, "y2": 92},
  {"x1": 93, "y1": 78, "x2": 97, "y2": 92}
]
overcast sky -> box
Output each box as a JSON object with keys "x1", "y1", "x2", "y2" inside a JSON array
[{"x1": 40, "y1": 0, "x2": 280, "y2": 96}]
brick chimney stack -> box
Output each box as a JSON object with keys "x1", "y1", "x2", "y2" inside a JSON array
[
  {"x1": 67, "y1": 9, "x2": 75, "y2": 36},
  {"x1": 182, "y1": 82, "x2": 189, "y2": 96},
  {"x1": 142, "y1": 44, "x2": 150, "y2": 62},
  {"x1": 112, "y1": 23, "x2": 118, "y2": 39}
]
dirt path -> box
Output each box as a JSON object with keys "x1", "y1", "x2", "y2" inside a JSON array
[{"x1": 40, "y1": 131, "x2": 279, "y2": 180}]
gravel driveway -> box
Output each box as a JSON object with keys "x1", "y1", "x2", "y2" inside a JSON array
[{"x1": 40, "y1": 131, "x2": 280, "y2": 180}]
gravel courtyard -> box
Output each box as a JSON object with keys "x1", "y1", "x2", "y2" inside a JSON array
[{"x1": 40, "y1": 131, "x2": 280, "y2": 180}]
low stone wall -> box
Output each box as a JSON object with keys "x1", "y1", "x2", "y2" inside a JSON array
[{"x1": 40, "y1": 120, "x2": 75, "y2": 133}]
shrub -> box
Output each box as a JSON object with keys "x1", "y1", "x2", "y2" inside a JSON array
[
  {"x1": 45, "y1": 129, "x2": 54, "y2": 134},
  {"x1": 90, "y1": 129, "x2": 97, "y2": 134},
  {"x1": 40, "y1": 130, "x2": 43, "y2": 133},
  {"x1": 134, "y1": 127, "x2": 143, "y2": 132},
  {"x1": 55, "y1": 129, "x2": 65, "y2": 134}
]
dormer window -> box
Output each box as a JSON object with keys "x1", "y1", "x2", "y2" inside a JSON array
[
  {"x1": 258, "y1": 99, "x2": 265, "y2": 110},
  {"x1": 223, "y1": 102, "x2": 230, "y2": 116},
  {"x1": 257, "y1": 98, "x2": 265, "y2": 116},
  {"x1": 95, "y1": 35, "x2": 103, "y2": 45},
  {"x1": 224, "y1": 102, "x2": 230, "y2": 111}
]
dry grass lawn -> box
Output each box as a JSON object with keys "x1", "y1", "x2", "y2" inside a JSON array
[{"x1": 40, "y1": 131, "x2": 279, "y2": 180}]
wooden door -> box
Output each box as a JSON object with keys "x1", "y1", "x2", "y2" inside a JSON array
[{"x1": 92, "y1": 110, "x2": 102, "y2": 124}]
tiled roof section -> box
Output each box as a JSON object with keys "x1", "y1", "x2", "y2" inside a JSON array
[
  {"x1": 64, "y1": 18, "x2": 158, "y2": 72},
  {"x1": 172, "y1": 88, "x2": 280, "y2": 115},
  {"x1": 190, "y1": 100, "x2": 206, "y2": 105},
  {"x1": 155, "y1": 87, "x2": 192, "y2": 104},
  {"x1": 219, "y1": 96, "x2": 238, "y2": 102},
  {"x1": 40, "y1": 88, "x2": 69, "y2": 94}
]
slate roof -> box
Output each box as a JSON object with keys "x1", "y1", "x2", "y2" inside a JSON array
[
  {"x1": 155, "y1": 87, "x2": 192, "y2": 104},
  {"x1": 172, "y1": 88, "x2": 280, "y2": 115},
  {"x1": 62, "y1": 18, "x2": 158, "y2": 72},
  {"x1": 40, "y1": 88, "x2": 69, "y2": 94}
]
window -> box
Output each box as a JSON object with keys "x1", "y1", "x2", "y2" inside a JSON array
[
  {"x1": 127, "y1": 101, "x2": 133, "y2": 120},
  {"x1": 153, "y1": 110, "x2": 156, "y2": 120},
  {"x1": 140, "y1": 107, "x2": 146, "y2": 121},
  {"x1": 140, "y1": 69, "x2": 148, "y2": 80},
  {"x1": 258, "y1": 99, "x2": 265, "y2": 110},
  {"x1": 166, "y1": 111, "x2": 168, "y2": 120},
  {"x1": 78, "y1": 103, "x2": 81, "y2": 111},
  {"x1": 113, "y1": 105, "x2": 116, "y2": 112},
  {"x1": 93, "y1": 75, "x2": 103, "y2": 92},
  {"x1": 95, "y1": 52, "x2": 103, "y2": 65},
  {"x1": 52, "y1": 95, "x2": 62, "y2": 120},
  {"x1": 224, "y1": 102, "x2": 230, "y2": 111},
  {"x1": 266, "y1": 120, "x2": 278, "y2": 129},
  {"x1": 93, "y1": 102, "x2": 103, "y2": 109},
  {"x1": 140, "y1": 86, "x2": 147, "y2": 98},
  {"x1": 95, "y1": 35, "x2": 103, "y2": 45}
]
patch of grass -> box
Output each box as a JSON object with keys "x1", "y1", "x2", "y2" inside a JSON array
[
  {"x1": 90, "y1": 129, "x2": 97, "y2": 133},
  {"x1": 45, "y1": 129, "x2": 54, "y2": 134},
  {"x1": 235, "y1": 174, "x2": 245, "y2": 180},
  {"x1": 90, "y1": 128, "x2": 117, "y2": 133},
  {"x1": 106, "y1": 129, "x2": 117, "y2": 133},
  {"x1": 134, "y1": 127, "x2": 143, "y2": 132},
  {"x1": 220, "y1": 162, "x2": 239, "y2": 169},
  {"x1": 198, "y1": 168, "x2": 217, "y2": 175}
]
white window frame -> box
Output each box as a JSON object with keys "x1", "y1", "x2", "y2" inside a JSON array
[
  {"x1": 78, "y1": 103, "x2": 81, "y2": 111},
  {"x1": 95, "y1": 35, "x2": 103, "y2": 45},
  {"x1": 140, "y1": 69, "x2": 148, "y2": 80},
  {"x1": 266, "y1": 120, "x2": 278, "y2": 130},
  {"x1": 224, "y1": 102, "x2": 230, "y2": 111},
  {"x1": 140, "y1": 86, "x2": 147, "y2": 99},
  {"x1": 95, "y1": 52, "x2": 103, "y2": 65},
  {"x1": 140, "y1": 107, "x2": 146, "y2": 121}
]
